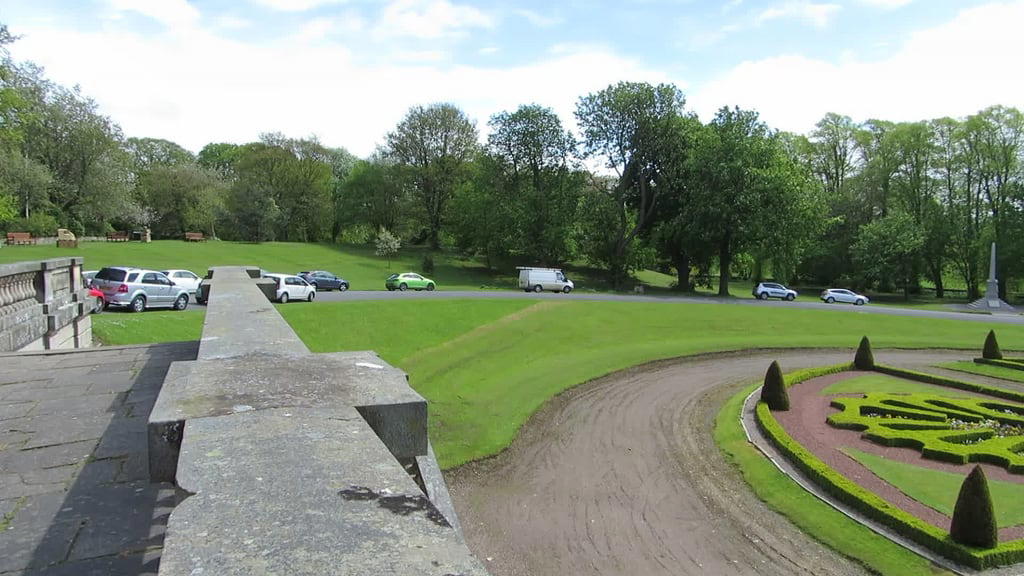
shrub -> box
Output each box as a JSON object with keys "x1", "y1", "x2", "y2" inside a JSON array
[
  {"x1": 421, "y1": 252, "x2": 435, "y2": 275},
  {"x1": 984, "y1": 330, "x2": 1003, "y2": 361},
  {"x1": 854, "y1": 336, "x2": 875, "y2": 370},
  {"x1": 759, "y1": 360, "x2": 790, "y2": 411},
  {"x1": 951, "y1": 465, "x2": 998, "y2": 549}
]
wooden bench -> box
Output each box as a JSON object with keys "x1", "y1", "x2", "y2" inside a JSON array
[
  {"x1": 184, "y1": 232, "x2": 207, "y2": 242},
  {"x1": 5, "y1": 232, "x2": 36, "y2": 245},
  {"x1": 106, "y1": 231, "x2": 129, "y2": 242}
]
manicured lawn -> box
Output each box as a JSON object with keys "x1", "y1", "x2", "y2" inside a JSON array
[
  {"x1": 92, "y1": 309, "x2": 205, "y2": 346},
  {"x1": 820, "y1": 374, "x2": 973, "y2": 397},
  {"x1": 277, "y1": 299, "x2": 1024, "y2": 469},
  {"x1": 844, "y1": 448, "x2": 1024, "y2": 528},
  {"x1": 716, "y1": 383, "x2": 947, "y2": 575},
  {"x1": 939, "y1": 361, "x2": 1024, "y2": 383}
]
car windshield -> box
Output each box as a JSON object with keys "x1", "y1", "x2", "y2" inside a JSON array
[{"x1": 388, "y1": 274, "x2": 398, "y2": 280}]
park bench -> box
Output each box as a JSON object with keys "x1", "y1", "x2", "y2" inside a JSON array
[
  {"x1": 106, "y1": 231, "x2": 129, "y2": 242},
  {"x1": 184, "y1": 232, "x2": 206, "y2": 242},
  {"x1": 5, "y1": 232, "x2": 36, "y2": 245}
]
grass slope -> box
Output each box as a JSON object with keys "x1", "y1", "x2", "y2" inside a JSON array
[
  {"x1": 939, "y1": 362, "x2": 1024, "y2": 383},
  {"x1": 844, "y1": 448, "x2": 1024, "y2": 528},
  {"x1": 278, "y1": 299, "x2": 1024, "y2": 469},
  {"x1": 716, "y1": 383, "x2": 948, "y2": 575},
  {"x1": 821, "y1": 374, "x2": 973, "y2": 397}
]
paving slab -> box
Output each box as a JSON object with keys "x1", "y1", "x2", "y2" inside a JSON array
[{"x1": 161, "y1": 407, "x2": 487, "y2": 576}]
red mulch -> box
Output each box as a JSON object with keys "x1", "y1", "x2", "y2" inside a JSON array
[{"x1": 775, "y1": 370, "x2": 1024, "y2": 541}]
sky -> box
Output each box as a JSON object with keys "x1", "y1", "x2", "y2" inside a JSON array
[{"x1": 2, "y1": 0, "x2": 1022, "y2": 157}]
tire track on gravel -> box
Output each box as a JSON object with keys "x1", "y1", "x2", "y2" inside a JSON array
[{"x1": 447, "y1": 349, "x2": 965, "y2": 576}]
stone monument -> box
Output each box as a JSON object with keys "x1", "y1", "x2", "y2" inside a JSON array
[
  {"x1": 56, "y1": 228, "x2": 77, "y2": 248},
  {"x1": 969, "y1": 243, "x2": 1015, "y2": 313}
]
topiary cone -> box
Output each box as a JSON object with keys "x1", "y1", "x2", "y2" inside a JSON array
[
  {"x1": 983, "y1": 330, "x2": 1003, "y2": 360},
  {"x1": 854, "y1": 336, "x2": 874, "y2": 370},
  {"x1": 950, "y1": 465, "x2": 998, "y2": 548},
  {"x1": 760, "y1": 360, "x2": 790, "y2": 411}
]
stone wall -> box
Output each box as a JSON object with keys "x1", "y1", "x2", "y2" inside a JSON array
[{"x1": 0, "y1": 258, "x2": 93, "y2": 352}]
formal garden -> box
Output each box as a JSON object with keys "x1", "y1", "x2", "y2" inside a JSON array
[{"x1": 738, "y1": 332, "x2": 1024, "y2": 570}]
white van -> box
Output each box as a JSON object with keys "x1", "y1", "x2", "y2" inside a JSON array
[{"x1": 518, "y1": 267, "x2": 574, "y2": 293}]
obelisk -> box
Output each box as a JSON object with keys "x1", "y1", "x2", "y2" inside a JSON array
[{"x1": 970, "y1": 242, "x2": 1015, "y2": 312}]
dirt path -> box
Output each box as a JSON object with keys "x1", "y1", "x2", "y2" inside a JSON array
[{"x1": 447, "y1": 349, "x2": 969, "y2": 576}]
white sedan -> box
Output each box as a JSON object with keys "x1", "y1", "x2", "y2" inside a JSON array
[
  {"x1": 263, "y1": 273, "x2": 316, "y2": 303},
  {"x1": 161, "y1": 269, "x2": 202, "y2": 297},
  {"x1": 820, "y1": 288, "x2": 870, "y2": 306}
]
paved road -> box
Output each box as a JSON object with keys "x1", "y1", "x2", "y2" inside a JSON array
[{"x1": 312, "y1": 289, "x2": 1024, "y2": 324}]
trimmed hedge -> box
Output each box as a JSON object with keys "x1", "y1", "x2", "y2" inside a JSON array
[
  {"x1": 755, "y1": 364, "x2": 1024, "y2": 568},
  {"x1": 984, "y1": 330, "x2": 1003, "y2": 360},
  {"x1": 854, "y1": 336, "x2": 875, "y2": 370},
  {"x1": 975, "y1": 358, "x2": 1024, "y2": 372},
  {"x1": 874, "y1": 365, "x2": 1024, "y2": 403},
  {"x1": 951, "y1": 465, "x2": 998, "y2": 548},
  {"x1": 760, "y1": 361, "x2": 790, "y2": 411}
]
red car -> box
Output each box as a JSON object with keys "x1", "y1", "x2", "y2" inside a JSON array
[{"x1": 88, "y1": 286, "x2": 105, "y2": 314}]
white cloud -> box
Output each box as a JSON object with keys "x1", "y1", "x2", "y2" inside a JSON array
[
  {"x1": 514, "y1": 9, "x2": 561, "y2": 28},
  {"x1": 755, "y1": 1, "x2": 842, "y2": 28},
  {"x1": 690, "y1": 1, "x2": 1024, "y2": 133},
  {"x1": 107, "y1": 0, "x2": 200, "y2": 28},
  {"x1": 372, "y1": 0, "x2": 494, "y2": 40},
  {"x1": 858, "y1": 0, "x2": 913, "y2": 8},
  {"x1": 8, "y1": 21, "x2": 664, "y2": 158},
  {"x1": 252, "y1": 0, "x2": 349, "y2": 12},
  {"x1": 215, "y1": 16, "x2": 252, "y2": 30}
]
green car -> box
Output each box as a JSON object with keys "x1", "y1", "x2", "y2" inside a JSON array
[{"x1": 385, "y1": 272, "x2": 436, "y2": 292}]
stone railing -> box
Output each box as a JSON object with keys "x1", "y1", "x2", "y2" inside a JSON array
[
  {"x1": 149, "y1": 266, "x2": 489, "y2": 575},
  {"x1": 0, "y1": 257, "x2": 92, "y2": 352}
]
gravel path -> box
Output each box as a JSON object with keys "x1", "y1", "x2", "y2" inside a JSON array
[{"x1": 447, "y1": 349, "x2": 970, "y2": 576}]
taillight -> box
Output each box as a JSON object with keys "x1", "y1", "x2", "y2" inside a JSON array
[{"x1": 117, "y1": 284, "x2": 129, "y2": 293}]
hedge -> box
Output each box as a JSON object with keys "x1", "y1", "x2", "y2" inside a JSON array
[
  {"x1": 755, "y1": 364, "x2": 1024, "y2": 568},
  {"x1": 874, "y1": 365, "x2": 1024, "y2": 403},
  {"x1": 975, "y1": 358, "x2": 1024, "y2": 372}
]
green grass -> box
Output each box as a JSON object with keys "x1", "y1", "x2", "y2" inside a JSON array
[
  {"x1": 821, "y1": 374, "x2": 974, "y2": 397},
  {"x1": 844, "y1": 448, "x2": 1024, "y2": 528},
  {"x1": 940, "y1": 362, "x2": 1024, "y2": 383},
  {"x1": 716, "y1": 383, "x2": 948, "y2": 575},
  {"x1": 92, "y1": 309, "x2": 205, "y2": 345},
  {"x1": 276, "y1": 298, "x2": 1024, "y2": 469}
]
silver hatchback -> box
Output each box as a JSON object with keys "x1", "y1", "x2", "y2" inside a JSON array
[{"x1": 92, "y1": 267, "x2": 191, "y2": 312}]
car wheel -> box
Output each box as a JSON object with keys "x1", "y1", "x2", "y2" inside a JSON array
[
  {"x1": 426, "y1": 283, "x2": 435, "y2": 291},
  {"x1": 130, "y1": 295, "x2": 146, "y2": 313},
  {"x1": 399, "y1": 283, "x2": 408, "y2": 291},
  {"x1": 826, "y1": 297, "x2": 835, "y2": 304},
  {"x1": 307, "y1": 291, "x2": 315, "y2": 302},
  {"x1": 533, "y1": 284, "x2": 543, "y2": 293},
  {"x1": 279, "y1": 292, "x2": 289, "y2": 303},
  {"x1": 311, "y1": 282, "x2": 319, "y2": 291},
  {"x1": 339, "y1": 283, "x2": 348, "y2": 292},
  {"x1": 173, "y1": 294, "x2": 189, "y2": 311},
  {"x1": 92, "y1": 296, "x2": 104, "y2": 314},
  {"x1": 758, "y1": 292, "x2": 769, "y2": 300},
  {"x1": 785, "y1": 294, "x2": 795, "y2": 301},
  {"x1": 855, "y1": 299, "x2": 865, "y2": 306},
  {"x1": 563, "y1": 286, "x2": 572, "y2": 294},
  {"x1": 387, "y1": 287, "x2": 395, "y2": 291}
]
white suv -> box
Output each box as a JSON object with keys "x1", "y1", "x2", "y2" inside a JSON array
[{"x1": 752, "y1": 282, "x2": 797, "y2": 301}]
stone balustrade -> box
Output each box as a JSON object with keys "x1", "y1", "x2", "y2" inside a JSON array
[{"x1": 0, "y1": 257, "x2": 92, "y2": 351}]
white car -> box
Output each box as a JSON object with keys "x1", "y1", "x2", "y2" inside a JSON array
[
  {"x1": 752, "y1": 282, "x2": 797, "y2": 301},
  {"x1": 263, "y1": 273, "x2": 316, "y2": 303},
  {"x1": 161, "y1": 269, "x2": 202, "y2": 297},
  {"x1": 821, "y1": 288, "x2": 869, "y2": 306}
]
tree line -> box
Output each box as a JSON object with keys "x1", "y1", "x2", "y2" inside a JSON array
[{"x1": 2, "y1": 23, "x2": 1022, "y2": 297}]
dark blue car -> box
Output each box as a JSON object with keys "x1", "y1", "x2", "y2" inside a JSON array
[{"x1": 297, "y1": 270, "x2": 349, "y2": 292}]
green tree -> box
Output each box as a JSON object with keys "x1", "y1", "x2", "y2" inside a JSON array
[
  {"x1": 336, "y1": 158, "x2": 410, "y2": 241},
  {"x1": 852, "y1": 212, "x2": 925, "y2": 299},
  {"x1": 136, "y1": 164, "x2": 226, "y2": 238},
  {"x1": 950, "y1": 465, "x2": 998, "y2": 548},
  {"x1": 385, "y1": 103, "x2": 478, "y2": 249}
]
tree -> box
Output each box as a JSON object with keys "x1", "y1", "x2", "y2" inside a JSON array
[
  {"x1": 385, "y1": 103, "x2": 478, "y2": 249},
  {"x1": 575, "y1": 82, "x2": 689, "y2": 288},
  {"x1": 125, "y1": 137, "x2": 194, "y2": 171},
  {"x1": 375, "y1": 227, "x2": 400, "y2": 268},
  {"x1": 983, "y1": 330, "x2": 1003, "y2": 360},
  {"x1": 854, "y1": 336, "x2": 874, "y2": 369},
  {"x1": 851, "y1": 212, "x2": 924, "y2": 299},
  {"x1": 760, "y1": 360, "x2": 790, "y2": 411},
  {"x1": 0, "y1": 148, "x2": 51, "y2": 218},
  {"x1": 336, "y1": 158, "x2": 410, "y2": 241},
  {"x1": 950, "y1": 465, "x2": 998, "y2": 548},
  {"x1": 136, "y1": 164, "x2": 226, "y2": 238},
  {"x1": 197, "y1": 142, "x2": 243, "y2": 178}
]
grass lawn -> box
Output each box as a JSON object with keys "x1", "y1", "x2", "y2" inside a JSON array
[
  {"x1": 716, "y1": 383, "x2": 949, "y2": 575},
  {"x1": 274, "y1": 299, "x2": 1024, "y2": 469},
  {"x1": 844, "y1": 448, "x2": 1024, "y2": 528},
  {"x1": 820, "y1": 373, "x2": 974, "y2": 397},
  {"x1": 938, "y1": 361, "x2": 1024, "y2": 383},
  {"x1": 92, "y1": 308, "x2": 205, "y2": 346}
]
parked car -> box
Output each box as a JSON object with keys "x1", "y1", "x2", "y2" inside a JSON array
[
  {"x1": 298, "y1": 270, "x2": 349, "y2": 291},
  {"x1": 87, "y1": 287, "x2": 105, "y2": 314},
  {"x1": 83, "y1": 270, "x2": 98, "y2": 287},
  {"x1": 385, "y1": 272, "x2": 435, "y2": 292},
  {"x1": 263, "y1": 273, "x2": 316, "y2": 303},
  {"x1": 160, "y1": 269, "x2": 202, "y2": 297},
  {"x1": 91, "y1": 267, "x2": 190, "y2": 312},
  {"x1": 517, "y1": 267, "x2": 574, "y2": 293},
  {"x1": 752, "y1": 282, "x2": 797, "y2": 301},
  {"x1": 820, "y1": 288, "x2": 870, "y2": 306}
]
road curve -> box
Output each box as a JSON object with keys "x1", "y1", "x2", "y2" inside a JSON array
[
  {"x1": 445, "y1": 349, "x2": 962, "y2": 576},
  {"x1": 315, "y1": 289, "x2": 1024, "y2": 324}
]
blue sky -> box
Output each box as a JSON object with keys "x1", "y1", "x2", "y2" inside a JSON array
[{"x1": 2, "y1": 0, "x2": 1022, "y2": 156}]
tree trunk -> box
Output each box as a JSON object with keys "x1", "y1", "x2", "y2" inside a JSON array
[
  {"x1": 718, "y1": 236, "x2": 731, "y2": 297},
  {"x1": 673, "y1": 252, "x2": 691, "y2": 292},
  {"x1": 932, "y1": 266, "x2": 944, "y2": 299}
]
